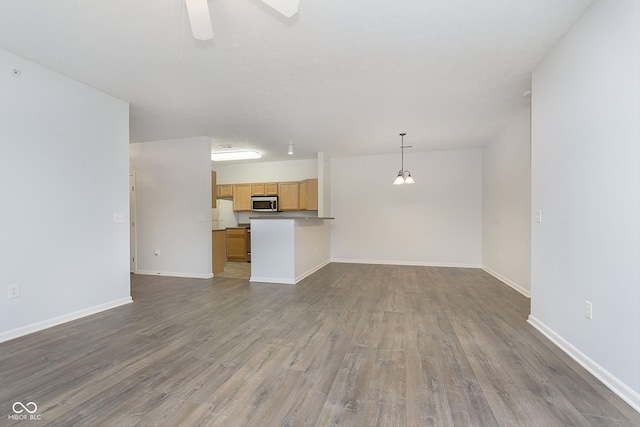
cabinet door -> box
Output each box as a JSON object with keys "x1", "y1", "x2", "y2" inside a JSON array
[
  {"x1": 233, "y1": 184, "x2": 251, "y2": 211},
  {"x1": 212, "y1": 231, "x2": 226, "y2": 274},
  {"x1": 226, "y1": 229, "x2": 248, "y2": 261},
  {"x1": 278, "y1": 182, "x2": 299, "y2": 211},
  {"x1": 217, "y1": 184, "x2": 233, "y2": 198},
  {"x1": 211, "y1": 171, "x2": 217, "y2": 208},
  {"x1": 299, "y1": 180, "x2": 308, "y2": 210},
  {"x1": 251, "y1": 183, "x2": 265, "y2": 196},
  {"x1": 264, "y1": 182, "x2": 278, "y2": 195},
  {"x1": 298, "y1": 179, "x2": 318, "y2": 211},
  {"x1": 305, "y1": 179, "x2": 318, "y2": 211}
]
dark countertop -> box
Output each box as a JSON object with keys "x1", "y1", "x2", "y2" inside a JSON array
[{"x1": 249, "y1": 216, "x2": 335, "y2": 220}]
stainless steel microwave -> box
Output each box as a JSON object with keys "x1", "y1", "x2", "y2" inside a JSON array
[{"x1": 251, "y1": 196, "x2": 278, "y2": 212}]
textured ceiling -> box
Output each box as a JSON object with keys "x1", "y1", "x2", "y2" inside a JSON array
[{"x1": 0, "y1": 0, "x2": 594, "y2": 161}]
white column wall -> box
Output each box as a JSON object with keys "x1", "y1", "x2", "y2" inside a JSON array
[
  {"x1": 129, "y1": 137, "x2": 213, "y2": 278},
  {"x1": 250, "y1": 219, "x2": 296, "y2": 283},
  {"x1": 482, "y1": 107, "x2": 532, "y2": 296},
  {"x1": 0, "y1": 49, "x2": 131, "y2": 341},
  {"x1": 530, "y1": 0, "x2": 639, "y2": 408}
]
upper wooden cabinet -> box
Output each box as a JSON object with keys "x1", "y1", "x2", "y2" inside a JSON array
[
  {"x1": 233, "y1": 184, "x2": 251, "y2": 211},
  {"x1": 299, "y1": 178, "x2": 318, "y2": 211},
  {"x1": 278, "y1": 182, "x2": 299, "y2": 211},
  {"x1": 251, "y1": 183, "x2": 265, "y2": 196},
  {"x1": 221, "y1": 179, "x2": 317, "y2": 211},
  {"x1": 211, "y1": 171, "x2": 217, "y2": 208},
  {"x1": 251, "y1": 182, "x2": 278, "y2": 196},
  {"x1": 217, "y1": 184, "x2": 233, "y2": 199},
  {"x1": 264, "y1": 182, "x2": 278, "y2": 195}
]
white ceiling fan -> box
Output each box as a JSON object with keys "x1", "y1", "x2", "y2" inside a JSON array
[{"x1": 184, "y1": 0, "x2": 300, "y2": 41}]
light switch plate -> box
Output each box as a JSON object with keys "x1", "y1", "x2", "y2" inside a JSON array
[
  {"x1": 536, "y1": 210, "x2": 542, "y2": 223},
  {"x1": 113, "y1": 213, "x2": 124, "y2": 223}
]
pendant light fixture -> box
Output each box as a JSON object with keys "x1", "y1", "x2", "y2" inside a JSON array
[{"x1": 393, "y1": 133, "x2": 415, "y2": 185}]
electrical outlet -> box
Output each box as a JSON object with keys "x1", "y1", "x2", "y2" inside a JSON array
[
  {"x1": 8, "y1": 284, "x2": 19, "y2": 299},
  {"x1": 154, "y1": 249, "x2": 160, "y2": 256},
  {"x1": 585, "y1": 301, "x2": 593, "y2": 320},
  {"x1": 536, "y1": 209, "x2": 543, "y2": 223}
]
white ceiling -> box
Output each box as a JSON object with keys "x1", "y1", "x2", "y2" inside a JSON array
[{"x1": 0, "y1": 0, "x2": 594, "y2": 162}]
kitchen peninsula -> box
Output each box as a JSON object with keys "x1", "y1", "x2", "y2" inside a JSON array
[{"x1": 249, "y1": 216, "x2": 333, "y2": 284}]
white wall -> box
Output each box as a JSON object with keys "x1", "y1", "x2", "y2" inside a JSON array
[
  {"x1": 214, "y1": 158, "x2": 317, "y2": 184},
  {"x1": 130, "y1": 137, "x2": 213, "y2": 278},
  {"x1": 0, "y1": 49, "x2": 131, "y2": 341},
  {"x1": 250, "y1": 219, "x2": 295, "y2": 283},
  {"x1": 482, "y1": 107, "x2": 531, "y2": 296},
  {"x1": 250, "y1": 218, "x2": 331, "y2": 284},
  {"x1": 530, "y1": 0, "x2": 640, "y2": 409},
  {"x1": 330, "y1": 148, "x2": 483, "y2": 266},
  {"x1": 294, "y1": 220, "x2": 331, "y2": 281}
]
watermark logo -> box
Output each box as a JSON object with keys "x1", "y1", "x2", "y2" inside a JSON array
[{"x1": 9, "y1": 401, "x2": 41, "y2": 421}]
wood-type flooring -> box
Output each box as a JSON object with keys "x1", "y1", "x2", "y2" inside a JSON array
[{"x1": 0, "y1": 264, "x2": 638, "y2": 426}]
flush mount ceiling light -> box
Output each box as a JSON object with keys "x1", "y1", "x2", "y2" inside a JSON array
[
  {"x1": 393, "y1": 133, "x2": 415, "y2": 185},
  {"x1": 211, "y1": 150, "x2": 262, "y2": 161},
  {"x1": 288, "y1": 142, "x2": 294, "y2": 155}
]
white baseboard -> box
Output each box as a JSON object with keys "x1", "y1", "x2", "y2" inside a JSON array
[
  {"x1": 481, "y1": 265, "x2": 530, "y2": 297},
  {"x1": 0, "y1": 297, "x2": 133, "y2": 344},
  {"x1": 330, "y1": 258, "x2": 481, "y2": 269},
  {"x1": 135, "y1": 270, "x2": 213, "y2": 279},
  {"x1": 250, "y1": 260, "x2": 331, "y2": 285},
  {"x1": 295, "y1": 260, "x2": 331, "y2": 283},
  {"x1": 249, "y1": 276, "x2": 296, "y2": 285},
  {"x1": 527, "y1": 315, "x2": 640, "y2": 413}
]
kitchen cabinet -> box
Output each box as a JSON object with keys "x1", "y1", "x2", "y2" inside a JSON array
[
  {"x1": 299, "y1": 178, "x2": 318, "y2": 211},
  {"x1": 221, "y1": 179, "x2": 315, "y2": 211},
  {"x1": 251, "y1": 183, "x2": 265, "y2": 196},
  {"x1": 211, "y1": 171, "x2": 217, "y2": 208},
  {"x1": 233, "y1": 184, "x2": 251, "y2": 211},
  {"x1": 278, "y1": 181, "x2": 299, "y2": 211},
  {"x1": 217, "y1": 184, "x2": 233, "y2": 199},
  {"x1": 212, "y1": 230, "x2": 226, "y2": 274},
  {"x1": 251, "y1": 182, "x2": 278, "y2": 196},
  {"x1": 265, "y1": 182, "x2": 278, "y2": 195},
  {"x1": 226, "y1": 228, "x2": 248, "y2": 261}
]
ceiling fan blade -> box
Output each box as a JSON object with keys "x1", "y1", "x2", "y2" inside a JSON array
[
  {"x1": 185, "y1": 0, "x2": 214, "y2": 41},
  {"x1": 261, "y1": 0, "x2": 299, "y2": 18}
]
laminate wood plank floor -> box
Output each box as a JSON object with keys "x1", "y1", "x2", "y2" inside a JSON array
[{"x1": 0, "y1": 264, "x2": 638, "y2": 426}]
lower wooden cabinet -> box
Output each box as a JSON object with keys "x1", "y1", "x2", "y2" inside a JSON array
[
  {"x1": 226, "y1": 228, "x2": 248, "y2": 261},
  {"x1": 212, "y1": 230, "x2": 226, "y2": 274}
]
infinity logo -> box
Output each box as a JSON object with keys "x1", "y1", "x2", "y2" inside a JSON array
[{"x1": 12, "y1": 401, "x2": 38, "y2": 414}]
